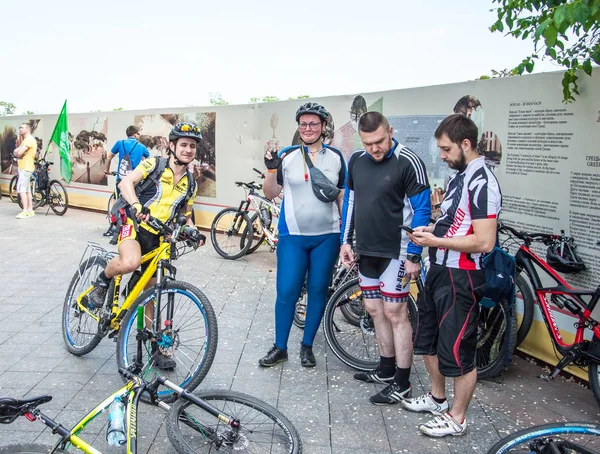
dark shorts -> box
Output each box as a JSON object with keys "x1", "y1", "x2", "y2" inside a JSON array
[
  {"x1": 119, "y1": 222, "x2": 160, "y2": 275},
  {"x1": 413, "y1": 264, "x2": 486, "y2": 377}
]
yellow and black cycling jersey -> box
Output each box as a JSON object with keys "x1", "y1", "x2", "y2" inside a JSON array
[{"x1": 136, "y1": 157, "x2": 197, "y2": 235}]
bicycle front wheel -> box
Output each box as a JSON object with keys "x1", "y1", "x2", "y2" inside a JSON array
[
  {"x1": 8, "y1": 175, "x2": 18, "y2": 203},
  {"x1": 323, "y1": 278, "x2": 419, "y2": 371},
  {"x1": 486, "y1": 421, "x2": 600, "y2": 453},
  {"x1": 514, "y1": 274, "x2": 534, "y2": 348},
  {"x1": 293, "y1": 282, "x2": 307, "y2": 329},
  {"x1": 48, "y1": 180, "x2": 69, "y2": 215},
  {"x1": 107, "y1": 193, "x2": 116, "y2": 225},
  {"x1": 62, "y1": 256, "x2": 108, "y2": 356},
  {"x1": 166, "y1": 390, "x2": 302, "y2": 454},
  {"x1": 0, "y1": 444, "x2": 68, "y2": 454},
  {"x1": 242, "y1": 212, "x2": 266, "y2": 255},
  {"x1": 210, "y1": 208, "x2": 253, "y2": 260},
  {"x1": 116, "y1": 281, "x2": 218, "y2": 402},
  {"x1": 476, "y1": 300, "x2": 517, "y2": 379}
]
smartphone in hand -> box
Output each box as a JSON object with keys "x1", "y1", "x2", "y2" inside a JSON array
[{"x1": 399, "y1": 225, "x2": 414, "y2": 234}]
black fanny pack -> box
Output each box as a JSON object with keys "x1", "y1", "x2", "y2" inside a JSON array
[{"x1": 301, "y1": 146, "x2": 340, "y2": 203}]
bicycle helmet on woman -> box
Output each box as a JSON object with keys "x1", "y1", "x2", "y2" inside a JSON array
[
  {"x1": 169, "y1": 122, "x2": 203, "y2": 143},
  {"x1": 295, "y1": 102, "x2": 329, "y2": 123},
  {"x1": 546, "y1": 239, "x2": 586, "y2": 274}
]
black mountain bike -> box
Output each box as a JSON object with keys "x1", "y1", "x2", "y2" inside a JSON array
[{"x1": 10, "y1": 159, "x2": 69, "y2": 215}]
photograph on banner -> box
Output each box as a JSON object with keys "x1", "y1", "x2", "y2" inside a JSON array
[
  {"x1": 67, "y1": 116, "x2": 109, "y2": 186},
  {"x1": 0, "y1": 118, "x2": 43, "y2": 175},
  {"x1": 133, "y1": 112, "x2": 216, "y2": 198},
  {"x1": 330, "y1": 95, "x2": 383, "y2": 161}
]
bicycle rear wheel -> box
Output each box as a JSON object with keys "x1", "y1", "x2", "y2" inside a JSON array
[
  {"x1": 9, "y1": 175, "x2": 18, "y2": 203},
  {"x1": 0, "y1": 444, "x2": 68, "y2": 453},
  {"x1": 116, "y1": 280, "x2": 218, "y2": 403},
  {"x1": 210, "y1": 208, "x2": 253, "y2": 260},
  {"x1": 293, "y1": 281, "x2": 307, "y2": 329},
  {"x1": 62, "y1": 257, "x2": 108, "y2": 356},
  {"x1": 323, "y1": 278, "x2": 418, "y2": 371},
  {"x1": 476, "y1": 299, "x2": 517, "y2": 379},
  {"x1": 48, "y1": 180, "x2": 69, "y2": 215},
  {"x1": 166, "y1": 390, "x2": 302, "y2": 454},
  {"x1": 486, "y1": 421, "x2": 600, "y2": 453}
]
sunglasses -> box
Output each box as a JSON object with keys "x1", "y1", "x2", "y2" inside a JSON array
[{"x1": 180, "y1": 123, "x2": 200, "y2": 133}]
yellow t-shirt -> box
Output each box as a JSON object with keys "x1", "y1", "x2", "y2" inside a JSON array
[
  {"x1": 137, "y1": 158, "x2": 197, "y2": 234},
  {"x1": 18, "y1": 136, "x2": 37, "y2": 172}
]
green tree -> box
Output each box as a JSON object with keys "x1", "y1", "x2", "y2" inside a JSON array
[
  {"x1": 0, "y1": 101, "x2": 16, "y2": 115},
  {"x1": 249, "y1": 95, "x2": 280, "y2": 103},
  {"x1": 209, "y1": 92, "x2": 229, "y2": 106},
  {"x1": 490, "y1": 0, "x2": 600, "y2": 102},
  {"x1": 289, "y1": 94, "x2": 310, "y2": 100},
  {"x1": 113, "y1": 107, "x2": 123, "y2": 111}
]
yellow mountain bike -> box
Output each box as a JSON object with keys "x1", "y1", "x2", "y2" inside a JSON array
[
  {"x1": 2, "y1": 312, "x2": 301, "y2": 454},
  {"x1": 62, "y1": 216, "x2": 217, "y2": 401}
]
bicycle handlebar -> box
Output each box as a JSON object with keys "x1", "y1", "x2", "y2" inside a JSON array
[
  {"x1": 253, "y1": 168, "x2": 266, "y2": 179},
  {"x1": 498, "y1": 221, "x2": 561, "y2": 245},
  {"x1": 235, "y1": 181, "x2": 263, "y2": 191}
]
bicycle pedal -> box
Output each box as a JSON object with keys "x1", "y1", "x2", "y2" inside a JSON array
[{"x1": 537, "y1": 374, "x2": 553, "y2": 382}]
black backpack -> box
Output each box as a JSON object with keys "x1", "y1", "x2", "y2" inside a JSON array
[
  {"x1": 117, "y1": 141, "x2": 139, "y2": 180},
  {"x1": 109, "y1": 157, "x2": 196, "y2": 242}
]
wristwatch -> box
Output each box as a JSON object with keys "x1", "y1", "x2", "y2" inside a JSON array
[{"x1": 406, "y1": 253, "x2": 421, "y2": 264}]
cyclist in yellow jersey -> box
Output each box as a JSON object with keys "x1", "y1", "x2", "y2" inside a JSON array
[{"x1": 88, "y1": 122, "x2": 204, "y2": 368}]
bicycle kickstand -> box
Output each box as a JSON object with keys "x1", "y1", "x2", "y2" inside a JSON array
[{"x1": 538, "y1": 351, "x2": 576, "y2": 381}]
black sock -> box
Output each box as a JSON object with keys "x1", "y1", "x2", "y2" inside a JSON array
[
  {"x1": 431, "y1": 394, "x2": 447, "y2": 404},
  {"x1": 380, "y1": 356, "x2": 395, "y2": 376},
  {"x1": 394, "y1": 367, "x2": 411, "y2": 389}
]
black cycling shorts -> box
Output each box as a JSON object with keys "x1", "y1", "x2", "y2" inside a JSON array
[
  {"x1": 413, "y1": 264, "x2": 486, "y2": 377},
  {"x1": 119, "y1": 221, "x2": 160, "y2": 275}
]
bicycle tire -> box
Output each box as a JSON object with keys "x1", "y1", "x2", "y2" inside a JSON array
[
  {"x1": 210, "y1": 208, "x2": 253, "y2": 260},
  {"x1": 9, "y1": 175, "x2": 18, "y2": 203},
  {"x1": 15, "y1": 175, "x2": 42, "y2": 209},
  {"x1": 107, "y1": 193, "x2": 116, "y2": 225},
  {"x1": 0, "y1": 444, "x2": 68, "y2": 454},
  {"x1": 243, "y1": 212, "x2": 266, "y2": 255},
  {"x1": 293, "y1": 285, "x2": 307, "y2": 329},
  {"x1": 116, "y1": 280, "x2": 218, "y2": 403},
  {"x1": 486, "y1": 421, "x2": 600, "y2": 453},
  {"x1": 323, "y1": 278, "x2": 418, "y2": 371},
  {"x1": 514, "y1": 274, "x2": 534, "y2": 348},
  {"x1": 48, "y1": 180, "x2": 69, "y2": 215},
  {"x1": 62, "y1": 256, "x2": 108, "y2": 356},
  {"x1": 476, "y1": 299, "x2": 517, "y2": 379},
  {"x1": 588, "y1": 355, "x2": 600, "y2": 407},
  {"x1": 166, "y1": 390, "x2": 302, "y2": 454}
]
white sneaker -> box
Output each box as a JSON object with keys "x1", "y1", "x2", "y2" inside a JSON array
[
  {"x1": 418, "y1": 412, "x2": 467, "y2": 438},
  {"x1": 16, "y1": 211, "x2": 29, "y2": 219},
  {"x1": 28, "y1": 211, "x2": 35, "y2": 217},
  {"x1": 401, "y1": 392, "x2": 449, "y2": 415}
]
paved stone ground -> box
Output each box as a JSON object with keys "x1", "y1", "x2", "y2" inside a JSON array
[{"x1": 0, "y1": 199, "x2": 598, "y2": 453}]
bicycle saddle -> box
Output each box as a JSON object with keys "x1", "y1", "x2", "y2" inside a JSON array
[{"x1": 0, "y1": 395, "x2": 52, "y2": 424}]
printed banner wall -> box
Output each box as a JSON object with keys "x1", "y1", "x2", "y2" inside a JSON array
[{"x1": 1, "y1": 70, "x2": 599, "y2": 377}]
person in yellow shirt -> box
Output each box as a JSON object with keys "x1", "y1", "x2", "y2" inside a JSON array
[{"x1": 12, "y1": 123, "x2": 37, "y2": 219}]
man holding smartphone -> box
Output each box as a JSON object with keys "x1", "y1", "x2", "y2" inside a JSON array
[
  {"x1": 340, "y1": 112, "x2": 431, "y2": 405},
  {"x1": 404, "y1": 114, "x2": 501, "y2": 437}
]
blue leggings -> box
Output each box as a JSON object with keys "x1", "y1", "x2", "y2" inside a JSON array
[{"x1": 275, "y1": 233, "x2": 340, "y2": 350}]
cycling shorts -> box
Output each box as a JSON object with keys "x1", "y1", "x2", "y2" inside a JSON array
[
  {"x1": 358, "y1": 255, "x2": 409, "y2": 303},
  {"x1": 118, "y1": 219, "x2": 160, "y2": 274},
  {"x1": 413, "y1": 264, "x2": 486, "y2": 377}
]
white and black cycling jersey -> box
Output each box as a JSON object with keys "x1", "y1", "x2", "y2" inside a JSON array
[{"x1": 430, "y1": 156, "x2": 501, "y2": 270}]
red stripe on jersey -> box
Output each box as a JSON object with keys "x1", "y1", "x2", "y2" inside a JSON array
[
  {"x1": 487, "y1": 214, "x2": 497, "y2": 219},
  {"x1": 457, "y1": 225, "x2": 476, "y2": 270}
]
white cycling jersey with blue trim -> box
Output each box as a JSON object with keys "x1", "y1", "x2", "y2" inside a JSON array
[{"x1": 276, "y1": 144, "x2": 346, "y2": 237}]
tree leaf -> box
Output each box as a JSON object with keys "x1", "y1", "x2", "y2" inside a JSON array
[
  {"x1": 525, "y1": 60, "x2": 535, "y2": 73},
  {"x1": 554, "y1": 4, "x2": 567, "y2": 29},
  {"x1": 535, "y1": 19, "x2": 549, "y2": 39},
  {"x1": 495, "y1": 19, "x2": 504, "y2": 32},
  {"x1": 583, "y1": 59, "x2": 593, "y2": 75},
  {"x1": 546, "y1": 47, "x2": 557, "y2": 59},
  {"x1": 543, "y1": 23, "x2": 558, "y2": 47},
  {"x1": 572, "y1": 2, "x2": 591, "y2": 24}
]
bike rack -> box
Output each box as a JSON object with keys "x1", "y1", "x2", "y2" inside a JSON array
[{"x1": 76, "y1": 241, "x2": 118, "y2": 279}]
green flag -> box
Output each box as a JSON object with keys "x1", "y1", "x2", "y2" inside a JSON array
[{"x1": 48, "y1": 100, "x2": 72, "y2": 183}]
